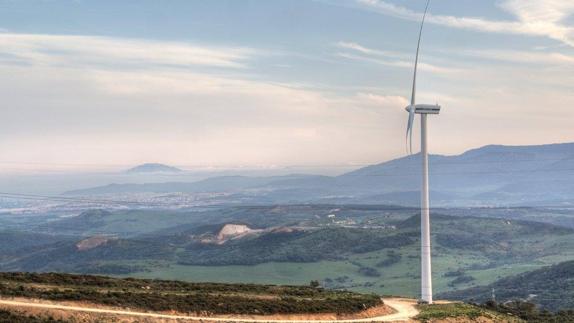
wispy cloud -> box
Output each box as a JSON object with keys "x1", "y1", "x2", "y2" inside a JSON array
[
  {"x1": 456, "y1": 49, "x2": 574, "y2": 66},
  {"x1": 355, "y1": 0, "x2": 574, "y2": 47},
  {"x1": 355, "y1": 92, "x2": 408, "y2": 107},
  {"x1": 498, "y1": 0, "x2": 574, "y2": 24},
  {"x1": 0, "y1": 33, "x2": 255, "y2": 69},
  {"x1": 335, "y1": 41, "x2": 458, "y2": 74},
  {"x1": 336, "y1": 41, "x2": 404, "y2": 59}
]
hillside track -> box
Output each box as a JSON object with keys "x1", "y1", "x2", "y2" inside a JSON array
[{"x1": 0, "y1": 297, "x2": 419, "y2": 322}]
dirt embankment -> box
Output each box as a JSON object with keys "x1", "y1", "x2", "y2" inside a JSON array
[
  {"x1": 214, "y1": 302, "x2": 394, "y2": 321},
  {"x1": 2, "y1": 297, "x2": 518, "y2": 322},
  {"x1": 0, "y1": 297, "x2": 395, "y2": 322},
  {"x1": 426, "y1": 317, "x2": 520, "y2": 323},
  {"x1": 76, "y1": 235, "x2": 116, "y2": 251}
]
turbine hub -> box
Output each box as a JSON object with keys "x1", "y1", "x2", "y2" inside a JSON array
[{"x1": 405, "y1": 104, "x2": 441, "y2": 115}]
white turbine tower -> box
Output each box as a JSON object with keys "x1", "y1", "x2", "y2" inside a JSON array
[{"x1": 405, "y1": 0, "x2": 440, "y2": 304}]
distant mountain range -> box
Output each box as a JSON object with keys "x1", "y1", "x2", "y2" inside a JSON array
[
  {"x1": 68, "y1": 142, "x2": 574, "y2": 206},
  {"x1": 126, "y1": 163, "x2": 182, "y2": 174}
]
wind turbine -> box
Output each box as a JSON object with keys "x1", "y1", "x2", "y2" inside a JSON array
[{"x1": 405, "y1": 0, "x2": 440, "y2": 304}]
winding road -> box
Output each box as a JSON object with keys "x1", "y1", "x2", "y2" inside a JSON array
[{"x1": 0, "y1": 297, "x2": 418, "y2": 322}]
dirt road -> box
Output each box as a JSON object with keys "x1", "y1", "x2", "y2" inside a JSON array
[{"x1": 0, "y1": 297, "x2": 418, "y2": 322}]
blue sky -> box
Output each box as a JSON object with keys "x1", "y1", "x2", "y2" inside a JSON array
[{"x1": 0, "y1": 0, "x2": 573, "y2": 172}]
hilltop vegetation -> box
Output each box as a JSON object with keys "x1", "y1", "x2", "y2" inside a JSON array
[
  {"x1": 0, "y1": 272, "x2": 381, "y2": 315},
  {"x1": 416, "y1": 303, "x2": 521, "y2": 322},
  {"x1": 416, "y1": 301, "x2": 574, "y2": 322},
  {"x1": 0, "y1": 310, "x2": 65, "y2": 323},
  {"x1": 479, "y1": 301, "x2": 574, "y2": 323}
]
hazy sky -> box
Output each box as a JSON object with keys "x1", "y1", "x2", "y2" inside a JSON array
[{"x1": 0, "y1": 0, "x2": 573, "y2": 172}]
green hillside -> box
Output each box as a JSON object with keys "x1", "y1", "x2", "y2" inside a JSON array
[
  {"x1": 2, "y1": 205, "x2": 574, "y2": 298},
  {"x1": 439, "y1": 260, "x2": 574, "y2": 312}
]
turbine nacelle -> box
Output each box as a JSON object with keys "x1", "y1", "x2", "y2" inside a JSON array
[
  {"x1": 405, "y1": 103, "x2": 440, "y2": 154},
  {"x1": 405, "y1": 104, "x2": 441, "y2": 115}
]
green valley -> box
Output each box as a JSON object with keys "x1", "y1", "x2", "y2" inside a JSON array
[{"x1": 2, "y1": 204, "x2": 573, "y2": 305}]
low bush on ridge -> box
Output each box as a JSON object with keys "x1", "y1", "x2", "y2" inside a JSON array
[{"x1": 0, "y1": 272, "x2": 382, "y2": 315}]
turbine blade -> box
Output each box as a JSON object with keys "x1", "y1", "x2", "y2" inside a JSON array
[
  {"x1": 409, "y1": 108, "x2": 415, "y2": 154},
  {"x1": 406, "y1": 0, "x2": 430, "y2": 155},
  {"x1": 406, "y1": 107, "x2": 415, "y2": 154},
  {"x1": 410, "y1": 0, "x2": 430, "y2": 107}
]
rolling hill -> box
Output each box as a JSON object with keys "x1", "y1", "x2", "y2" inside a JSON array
[
  {"x1": 439, "y1": 260, "x2": 574, "y2": 312},
  {"x1": 3, "y1": 204, "x2": 574, "y2": 301}
]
